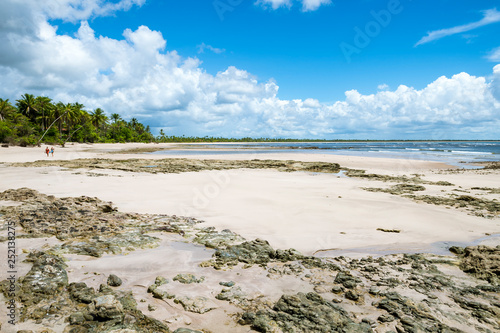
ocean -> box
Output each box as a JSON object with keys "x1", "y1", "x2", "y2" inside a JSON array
[{"x1": 150, "y1": 141, "x2": 500, "y2": 168}]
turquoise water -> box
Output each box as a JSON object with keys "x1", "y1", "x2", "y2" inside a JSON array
[{"x1": 150, "y1": 141, "x2": 500, "y2": 168}]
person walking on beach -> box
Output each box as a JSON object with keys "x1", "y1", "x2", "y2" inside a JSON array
[
  {"x1": 45, "y1": 147, "x2": 50, "y2": 157},
  {"x1": 50, "y1": 147, "x2": 54, "y2": 156}
]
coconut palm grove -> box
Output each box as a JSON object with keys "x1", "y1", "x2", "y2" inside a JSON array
[{"x1": 0, "y1": 93, "x2": 156, "y2": 146}]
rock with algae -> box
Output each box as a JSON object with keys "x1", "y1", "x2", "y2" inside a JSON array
[
  {"x1": 0, "y1": 249, "x2": 170, "y2": 333},
  {"x1": 449, "y1": 245, "x2": 500, "y2": 284},
  {"x1": 240, "y1": 292, "x2": 372, "y2": 333}
]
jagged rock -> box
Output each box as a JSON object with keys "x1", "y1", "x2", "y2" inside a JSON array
[
  {"x1": 68, "y1": 282, "x2": 95, "y2": 304},
  {"x1": 193, "y1": 227, "x2": 245, "y2": 249},
  {"x1": 378, "y1": 314, "x2": 395, "y2": 323},
  {"x1": 173, "y1": 274, "x2": 205, "y2": 284},
  {"x1": 213, "y1": 239, "x2": 280, "y2": 268},
  {"x1": 174, "y1": 296, "x2": 216, "y2": 314},
  {"x1": 69, "y1": 312, "x2": 86, "y2": 325},
  {"x1": 173, "y1": 329, "x2": 203, "y2": 333},
  {"x1": 451, "y1": 245, "x2": 500, "y2": 284},
  {"x1": 92, "y1": 295, "x2": 124, "y2": 320},
  {"x1": 345, "y1": 290, "x2": 360, "y2": 302},
  {"x1": 210, "y1": 238, "x2": 336, "y2": 270},
  {"x1": 107, "y1": 274, "x2": 123, "y2": 287},
  {"x1": 216, "y1": 286, "x2": 247, "y2": 304},
  {"x1": 12, "y1": 159, "x2": 341, "y2": 176},
  {"x1": 334, "y1": 271, "x2": 361, "y2": 289},
  {"x1": 240, "y1": 292, "x2": 372, "y2": 332},
  {"x1": 52, "y1": 232, "x2": 160, "y2": 257},
  {"x1": 19, "y1": 251, "x2": 68, "y2": 303},
  {"x1": 155, "y1": 276, "x2": 169, "y2": 286},
  {"x1": 332, "y1": 285, "x2": 345, "y2": 294},
  {"x1": 452, "y1": 295, "x2": 500, "y2": 323},
  {"x1": 152, "y1": 289, "x2": 175, "y2": 300},
  {"x1": 219, "y1": 281, "x2": 235, "y2": 287},
  {"x1": 374, "y1": 292, "x2": 463, "y2": 332}
]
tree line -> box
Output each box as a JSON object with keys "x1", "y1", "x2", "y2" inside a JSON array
[{"x1": 0, "y1": 94, "x2": 154, "y2": 146}]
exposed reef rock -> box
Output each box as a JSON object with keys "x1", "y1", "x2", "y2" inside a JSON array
[
  {"x1": 240, "y1": 292, "x2": 372, "y2": 333},
  {"x1": 10, "y1": 158, "x2": 341, "y2": 174},
  {"x1": 450, "y1": 245, "x2": 500, "y2": 284},
  {"x1": 1, "y1": 188, "x2": 499, "y2": 333},
  {"x1": 0, "y1": 250, "x2": 170, "y2": 332}
]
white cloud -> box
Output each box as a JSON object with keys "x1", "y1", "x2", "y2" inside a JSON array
[
  {"x1": 492, "y1": 64, "x2": 500, "y2": 101},
  {"x1": 301, "y1": 0, "x2": 331, "y2": 12},
  {"x1": 0, "y1": 0, "x2": 499, "y2": 139},
  {"x1": 487, "y1": 47, "x2": 500, "y2": 62},
  {"x1": 256, "y1": 0, "x2": 331, "y2": 11},
  {"x1": 256, "y1": 0, "x2": 292, "y2": 10},
  {"x1": 416, "y1": 9, "x2": 500, "y2": 46},
  {"x1": 377, "y1": 84, "x2": 389, "y2": 91},
  {"x1": 197, "y1": 43, "x2": 226, "y2": 54}
]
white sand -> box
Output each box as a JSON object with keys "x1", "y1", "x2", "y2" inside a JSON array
[{"x1": 1, "y1": 142, "x2": 499, "y2": 256}]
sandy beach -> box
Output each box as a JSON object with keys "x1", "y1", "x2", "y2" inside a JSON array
[{"x1": 0, "y1": 143, "x2": 499, "y2": 332}]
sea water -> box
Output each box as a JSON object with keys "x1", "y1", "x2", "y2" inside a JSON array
[{"x1": 150, "y1": 141, "x2": 500, "y2": 168}]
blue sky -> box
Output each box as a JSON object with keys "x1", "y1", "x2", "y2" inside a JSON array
[{"x1": 1, "y1": 0, "x2": 499, "y2": 139}]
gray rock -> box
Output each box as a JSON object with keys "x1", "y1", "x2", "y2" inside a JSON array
[
  {"x1": 216, "y1": 286, "x2": 247, "y2": 304},
  {"x1": 93, "y1": 295, "x2": 124, "y2": 320},
  {"x1": 174, "y1": 296, "x2": 216, "y2": 314},
  {"x1": 219, "y1": 281, "x2": 235, "y2": 287},
  {"x1": 107, "y1": 274, "x2": 123, "y2": 287},
  {"x1": 335, "y1": 271, "x2": 361, "y2": 289},
  {"x1": 174, "y1": 329, "x2": 203, "y2": 333},
  {"x1": 173, "y1": 273, "x2": 205, "y2": 284},
  {"x1": 240, "y1": 292, "x2": 372, "y2": 332}
]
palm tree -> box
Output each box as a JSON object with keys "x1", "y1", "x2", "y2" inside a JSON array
[
  {"x1": 37, "y1": 103, "x2": 73, "y2": 145},
  {"x1": 64, "y1": 111, "x2": 91, "y2": 144},
  {"x1": 54, "y1": 102, "x2": 67, "y2": 136},
  {"x1": 62, "y1": 103, "x2": 82, "y2": 135},
  {"x1": 0, "y1": 98, "x2": 15, "y2": 121},
  {"x1": 16, "y1": 93, "x2": 39, "y2": 123},
  {"x1": 110, "y1": 113, "x2": 121, "y2": 124},
  {"x1": 90, "y1": 108, "x2": 107, "y2": 129},
  {"x1": 35, "y1": 96, "x2": 53, "y2": 131},
  {"x1": 129, "y1": 117, "x2": 138, "y2": 128}
]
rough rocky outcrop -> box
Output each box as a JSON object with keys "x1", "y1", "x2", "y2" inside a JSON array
[
  {"x1": 1, "y1": 188, "x2": 499, "y2": 333},
  {"x1": 240, "y1": 292, "x2": 372, "y2": 332},
  {"x1": 107, "y1": 274, "x2": 123, "y2": 287},
  {"x1": 173, "y1": 274, "x2": 205, "y2": 284},
  {"x1": 0, "y1": 250, "x2": 170, "y2": 332},
  {"x1": 450, "y1": 245, "x2": 500, "y2": 284},
  {"x1": 11, "y1": 158, "x2": 341, "y2": 175},
  {"x1": 173, "y1": 296, "x2": 216, "y2": 314}
]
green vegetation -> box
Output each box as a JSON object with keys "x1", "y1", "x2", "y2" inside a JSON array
[{"x1": 0, "y1": 94, "x2": 154, "y2": 146}]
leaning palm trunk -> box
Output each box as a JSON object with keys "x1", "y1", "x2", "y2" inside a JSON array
[
  {"x1": 63, "y1": 124, "x2": 86, "y2": 145},
  {"x1": 37, "y1": 110, "x2": 69, "y2": 146}
]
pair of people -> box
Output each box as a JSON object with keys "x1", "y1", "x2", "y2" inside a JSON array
[{"x1": 44, "y1": 146, "x2": 54, "y2": 157}]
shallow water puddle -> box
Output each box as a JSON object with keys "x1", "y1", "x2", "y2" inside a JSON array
[{"x1": 314, "y1": 233, "x2": 500, "y2": 258}]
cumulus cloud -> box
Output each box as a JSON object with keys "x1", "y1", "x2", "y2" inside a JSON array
[
  {"x1": 0, "y1": 0, "x2": 499, "y2": 139},
  {"x1": 256, "y1": 0, "x2": 331, "y2": 11},
  {"x1": 492, "y1": 64, "x2": 500, "y2": 101},
  {"x1": 416, "y1": 8, "x2": 500, "y2": 46}
]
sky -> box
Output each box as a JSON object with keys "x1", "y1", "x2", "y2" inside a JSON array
[{"x1": 0, "y1": 0, "x2": 499, "y2": 139}]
